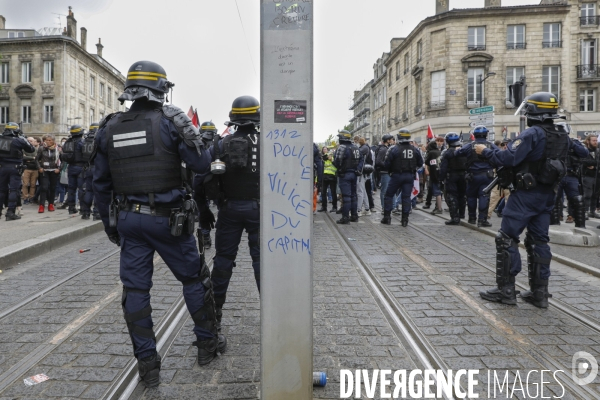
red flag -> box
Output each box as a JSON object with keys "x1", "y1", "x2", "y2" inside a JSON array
[
  {"x1": 470, "y1": 133, "x2": 475, "y2": 141},
  {"x1": 191, "y1": 108, "x2": 199, "y2": 128},
  {"x1": 221, "y1": 126, "x2": 233, "y2": 137},
  {"x1": 427, "y1": 124, "x2": 434, "y2": 141},
  {"x1": 187, "y1": 106, "x2": 194, "y2": 120}
]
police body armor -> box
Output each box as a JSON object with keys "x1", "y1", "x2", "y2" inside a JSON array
[
  {"x1": 566, "y1": 148, "x2": 582, "y2": 175},
  {"x1": 220, "y1": 132, "x2": 260, "y2": 200},
  {"x1": 62, "y1": 137, "x2": 85, "y2": 164},
  {"x1": 0, "y1": 136, "x2": 22, "y2": 160},
  {"x1": 514, "y1": 124, "x2": 569, "y2": 188},
  {"x1": 337, "y1": 144, "x2": 360, "y2": 174},
  {"x1": 81, "y1": 134, "x2": 96, "y2": 165},
  {"x1": 105, "y1": 109, "x2": 181, "y2": 196},
  {"x1": 391, "y1": 143, "x2": 418, "y2": 173},
  {"x1": 448, "y1": 149, "x2": 468, "y2": 172},
  {"x1": 467, "y1": 142, "x2": 491, "y2": 168}
]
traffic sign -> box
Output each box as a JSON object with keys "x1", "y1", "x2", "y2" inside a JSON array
[
  {"x1": 470, "y1": 119, "x2": 494, "y2": 128},
  {"x1": 469, "y1": 113, "x2": 494, "y2": 120},
  {"x1": 469, "y1": 106, "x2": 494, "y2": 115}
]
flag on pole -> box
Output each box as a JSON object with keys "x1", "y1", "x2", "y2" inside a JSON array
[
  {"x1": 427, "y1": 124, "x2": 434, "y2": 142},
  {"x1": 221, "y1": 126, "x2": 233, "y2": 137},
  {"x1": 410, "y1": 173, "x2": 420, "y2": 200},
  {"x1": 187, "y1": 106, "x2": 194, "y2": 120},
  {"x1": 470, "y1": 133, "x2": 475, "y2": 141},
  {"x1": 191, "y1": 108, "x2": 199, "y2": 128}
]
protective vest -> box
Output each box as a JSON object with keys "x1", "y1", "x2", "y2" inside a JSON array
[
  {"x1": 338, "y1": 143, "x2": 360, "y2": 173},
  {"x1": 81, "y1": 134, "x2": 96, "y2": 164},
  {"x1": 105, "y1": 109, "x2": 182, "y2": 196},
  {"x1": 220, "y1": 132, "x2": 260, "y2": 199},
  {"x1": 0, "y1": 135, "x2": 22, "y2": 159},
  {"x1": 516, "y1": 124, "x2": 569, "y2": 186},
  {"x1": 391, "y1": 144, "x2": 418, "y2": 173},
  {"x1": 324, "y1": 158, "x2": 337, "y2": 176},
  {"x1": 566, "y1": 148, "x2": 582, "y2": 172},
  {"x1": 448, "y1": 148, "x2": 468, "y2": 171},
  {"x1": 467, "y1": 141, "x2": 491, "y2": 167},
  {"x1": 62, "y1": 136, "x2": 84, "y2": 164}
]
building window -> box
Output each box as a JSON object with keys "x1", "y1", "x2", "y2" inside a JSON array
[
  {"x1": 100, "y1": 82, "x2": 105, "y2": 99},
  {"x1": 43, "y1": 61, "x2": 54, "y2": 82},
  {"x1": 90, "y1": 108, "x2": 95, "y2": 124},
  {"x1": 8, "y1": 31, "x2": 25, "y2": 38},
  {"x1": 395, "y1": 92, "x2": 400, "y2": 118},
  {"x1": 100, "y1": 112, "x2": 104, "y2": 121},
  {"x1": 580, "y1": 89, "x2": 595, "y2": 111},
  {"x1": 506, "y1": 67, "x2": 525, "y2": 102},
  {"x1": 80, "y1": 103, "x2": 86, "y2": 126},
  {"x1": 582, "y1": 39, "x2": 596, "y2": 68},
  {"x1": 581, "y1": 3, "x2": 597, "y2": 26},
  {"x1": 388, "y1": 69, "x2": 392, "y2": 87},
  {"x1": 0, "y1": 106, "x2": 9, "y2": 124},
  {"x1": 543, "y1": 23, "x2": 561, "y2": 48},
  {"x1": 467, "y1": 68, "x2": 485, "y2": 105},
  {"x1": 430, "y1": 70, "x2": 446, "y2": 108},
  {"x1": 107, "y1": 87, "x2": 112, "y2": 107},
  {"x1": 44, "y1": 105, "x2": 54, "y2": 123},
  {"x1": 0, "y1": 63, "x2": 8, "y2": 84},
  {"x1": 21, "y1": 62, "x2": 31, "y2": 83},
  {"x1": 415, "y1": 79, "x2": 422, "y2": 106},
  {"x1": 404, "y1": 53, "x2": 409, "y2": 74},
  {"x1": 89, "y1": 76, "x2": 95, "y2": 97},
  {"x1": 468, "y1": 27, "x2": 486, "y2": 50},
  {"x1": 403, "y1": 87, "x2": 409, "y2": 114},
  {"x1": 395, "y1": 61, "x2": 400, "y2": 80},
  {"x1": 79, "y1": 69, "x2": 85, "y2": 92},
  {"x1": 416, "y1": 40, "x2": 423, "y2": 62},
  {"x1": 507, "y1": 25, "x2": 526, "y2": 49},
  {"x1": 22, "y1": 105, "x2": 31, "y2": 123},
  {"x1": 542, "y1": 66, "x2": 560, "y2": 98}
]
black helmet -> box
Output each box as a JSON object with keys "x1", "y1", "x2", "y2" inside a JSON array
[
  {"x1": 227, "y1": 95, "x2": 260, "y2": 127},
  {"x1": 89, "y1": 122, "x2": 99, "y2": 133},
  {"x1": 523, "y1": 91, "x2": 564, "y2": 122},
  {"x1": 445, "y1": 132, "x2": 461, "y2": 147},
  {"x1": 3, "y1": 122, "x2": 20, "y2": 136},
  {"x1": 473, "y1": 125, "x2": 489, "y2": 138},
  {"x1": 397, "y1": 128, "x2": 411, "y2": 143},
  {"x1": 200, "y1": 121, "x2": 217, "y2": 133},
  {"x1": 382, "y1": 133, "x2": 393, "y2": 143},
  {"x1": 70, "y1": 124, "x2": 84, "y2": 136},
  {"x1": 124, "y1": 61, "x2": 172, "y2": 94},
  {"x1": 338, "y1": 129, "x2": 352, "y2": 142}
]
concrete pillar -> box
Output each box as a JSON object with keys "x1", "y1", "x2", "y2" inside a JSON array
[
  {"x1": 80, "y1": 27, "x2": 87, "y2": 51},
  {"x1": 436, "y1": 0, "x2": 449, "y2": 14}
]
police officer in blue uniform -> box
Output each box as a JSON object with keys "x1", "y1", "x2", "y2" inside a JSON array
[
  {"x1": 478, "y1": 92, "x2": 571, "y2": 308},
  {"x1": 440, "y1": 132, "x2": 468, "y2": 225},
  {"x1": 93, "y1": 60, "x2": 223, "y2": 387},
  {"x1": 60, "y1": 125, "x2": 88, "y2": 215},
  {"x1": 207, "y1": 96, "x2": 261, "y2": 336},
  {"x1": 0, "y1": 122, "x2": 35, "y2": 220},
  {"x1": 381, "y1": 129, "x2": 423, "y2": 227},
  {"x1": 551, "y1": 124, "x2": 588, "y2": 227},
  {"x1": 80, "y1": 122, "x2": 100, "y2": 220},
  {"x1": 194, "y1": 121, "x2": 218, "y2": 249},
  {"x1": 453, "y1": 125, "x2": 497, "y2": 227},
  {"x1": 334, "y1": 129, "x2": 362, "y2": 224}
]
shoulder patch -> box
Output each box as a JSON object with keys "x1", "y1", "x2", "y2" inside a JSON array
[{"x1": 511, "y1": 139, "x2": 522, "y2": 149}]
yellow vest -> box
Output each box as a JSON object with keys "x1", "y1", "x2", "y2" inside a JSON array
[{"x1": 324, "y1": 158, "x2": 337, "y2": 175}]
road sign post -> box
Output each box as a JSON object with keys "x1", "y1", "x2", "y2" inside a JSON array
[{"x1": 260, "y1": 2, "x2": 313, "y2": 399}]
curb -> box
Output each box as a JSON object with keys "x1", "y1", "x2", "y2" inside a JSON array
[
  {"x1": 0, "y1": 221, "x2": 104, "y2": 269},
  {"x1": 414, "y1": 209, "x2": 600, "y2": 279}
]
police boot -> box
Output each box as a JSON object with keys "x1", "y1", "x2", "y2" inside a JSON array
[
  {"x1": 468, "y1": 217, "x2": 476, "y2": 224},
  {"x1": 521, "y1": 283, "x2": 550, "y2": 309},
  {"x1": 93, "y1": 213, "x2": 101, "y2": 221},
  {"x1": 479, "y1": 276, "x2": 517, "y2": 305},
  {"x1": 68, "y1": 206, "x2": 78, "y2": 215},
  {"x1": 521, "y1": 233, "x2": 551, "y2": 308},
  {"x1": 401, "y1": 214, "x2": 408, "y2": 227},
  {"x1": 445, "y1": 197, "x2": 460, "y2": 225},
  {"x1": 349, "y1": 214, "x2": 359, "y2": 222},
  {"x1": 477, "y1": 218, "x2": 492, "y2": 228},
  {"x1": 81, "y1": 213, "x2": 90, "y2": 220},
  {"x1": 194, "y1": 338, "x2": 219, "y2": 365},
  {"x1": 5, "y1": 209, "x2": 21, "y2": 221},
  {"x1": 337, "y1": 216, "x2": 350, "y2": 224},
  {"x1": 445, "y1": 218, "x2": 460, "y2": 226},
  {"x1": 480, "y1": 230, "x2": 518, "y2": 305},
  {"x1": 573, "y1": 195, "x2": 586, "y2": 228},
  {"x1": 203, "y1": 232, "x2": 212, "y2": 249},
  {"x1": 380, "y1": 212, "x2": 391, "y2": 225},
  {"x1": 137, "y1": 353, "x2": 161, "y2": 388}
]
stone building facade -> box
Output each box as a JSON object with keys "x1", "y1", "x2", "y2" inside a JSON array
[
  {"x1": 0, "y1": 8, "x2": 126, "y2": 139},
  {"x1": 350, "y1": 0, "x2": 600, "y2": 143},
  {"x1": 349, "y1": 80, "x2": 372, "y2": 141}
]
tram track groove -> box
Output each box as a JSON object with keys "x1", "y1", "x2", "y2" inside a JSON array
[
  {"x1": 373, "y1": 211, "x2": 599, "y2": 398},
  {"x1": 324, "y1": 212, "x2": 464, "y2": 400}
]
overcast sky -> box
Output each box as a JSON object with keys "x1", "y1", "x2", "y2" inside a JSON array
[{"x1": 1, "y1": 0, "x2": 537, "y2": 141}]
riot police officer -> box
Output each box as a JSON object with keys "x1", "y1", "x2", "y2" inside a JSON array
[
  {"x1": 206, "y1": 96, "x2": 261, "y2": 338},
  {"x1": 478, "y1": 92, "x2": 571, "y2": 308},
  {"x1": 0, "y1": 122, "x2": 35, "y2": 220},
  {"x1": 375, "y1": 133, "x2": 394, "y2": 209},
  {"x1": 453, "y1": 125, "x2": 497, "y2": 227},
  {"x1": 194, "y1": 121, "x2": 218, "y2": 249},
  {"x1": 334, "y1": 129, "x2": 362, "y2": 224},
  {"x1": 381, "y1": 129, "x2": 423, "y2": 227},
  {"x1": 200, "y1": 121, "x2": 217, "y2": 149},
  {"x1": 80, "y1": 122, "x2": 100, "y2": 220},
  {"x1": 93, "y1": 60, "x2": 223, "y2": 387},
  {"x1": 60, "y1": 125, "x2": 88, "y2": 215},
  {"x1": 439, "y1": 132, "x2": 468, "y2": 225}
]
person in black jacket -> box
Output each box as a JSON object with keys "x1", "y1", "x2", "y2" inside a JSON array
[
  {"x1": 375, "y1": 134, "x2": 394, "y2": 209},
  {"x1": 36, "y1": 134, "x2": 61, "y2": 213},
  {"x1": 425, "y1": 139, "x2": 443, "y2": 214}
]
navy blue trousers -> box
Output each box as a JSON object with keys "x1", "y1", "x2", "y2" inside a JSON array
[
  {"x1": 501, "y1": 187, "x2": 555, "y2": 279},
  {"x1": 338, "y1": 171, "x2": 357, "y2": 218},
  {"x1": 0, "y1": 165, "x2": 21, "y2": 211},
  {"x1": 212, "y1": 200, "x2": 260, "y2": 304},
  {"x1": 445, "y1": 172, "x2": 467, "y2": 217},
  {"x1": 81, "y1": 166, "x2": 96, "y2": 214},
  {"x1": 67, "y1": 165, "x2": 86, "y2": 211},
  {"x1": 384, "y1": 172, "x2": 413, "y2": 215},
  {"x1": 466, "y1": 172, "x2": 493, "y2": 220},
  {"x1": 556, "y1": 175, "x2": 580, "y2": 216},
  {"x1": 118, "y1": 211, "x2": 212, "y2": 358}
]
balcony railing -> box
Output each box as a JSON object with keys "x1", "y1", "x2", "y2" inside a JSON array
[
  {"x1": 428, "y1": 101, "x2": 446, "y2": 110},
  {"x1": 580, "y1": 16, "x2": 600, "y2": 26},
  {"x1": 542, "y1": 41, "x2": 562, "y2": 48},
  {"x1": 467, "y1": 45, "x2": 486, "y2": 51},
  {"x1": 577, "y1": 64, "x2": 600, "y2": 78},
  {"x1": 506, "y1": 42, "x2": 526, "y2": 50}
]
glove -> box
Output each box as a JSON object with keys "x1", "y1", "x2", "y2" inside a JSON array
[
  {"x1": 199, "y1": 207, "x2": 216, "y2": 230},
  {"x1": 107, "y1": 232, "x2": 121, "y2": 246}
]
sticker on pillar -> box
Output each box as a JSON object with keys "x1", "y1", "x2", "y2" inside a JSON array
[{"x1": 275, "y1": 100, "x2": 307, "y2": 123}]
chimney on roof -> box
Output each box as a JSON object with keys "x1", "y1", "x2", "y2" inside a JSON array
[
  {"x1": 484, "y1": 0, "x2": 501, "y2": 6},
  {"x1": 62, "y1": 27, "x2": 67, "y2": 35},
  {"x1": 436, "y1": 0, "x2": 449, "y2": 14},
  {"x1": 66, "y1": 6, "x2": 77, "y2": 41},
  {"x1": 80, "y1": 27, "x2": 87, "y2": 51},
  {"x1": 0, "y1": 16, "x2": 5, "y2": 30},
  {"x1": 96, "y1": 38, "x2": 104, "y2": 58}
]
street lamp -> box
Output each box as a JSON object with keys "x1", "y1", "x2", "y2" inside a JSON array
[{"x1": 478, "y1": 72, "x2": 496, "y2": 107}]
